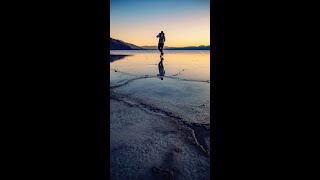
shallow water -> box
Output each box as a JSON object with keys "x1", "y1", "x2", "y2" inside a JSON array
[
  {"x1": 110, "y1": 50, "x2": 210, "y2": 82},
  {"x1": 110, "y1": 50, "x2": 210, "y2": 180}
]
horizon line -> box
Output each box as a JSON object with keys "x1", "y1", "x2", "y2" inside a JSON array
[
  {"x1": 141, "y1": 45, "x2": 210, "y2": 47},
  {"x1": 110, "y1": 37, "x2": 209, "y2": 48}
]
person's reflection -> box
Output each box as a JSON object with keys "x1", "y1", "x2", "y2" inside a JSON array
[{"x1": 157, "y1": 57, "x2": 165, "y2": 80}]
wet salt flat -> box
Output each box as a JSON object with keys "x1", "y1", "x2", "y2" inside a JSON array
[
  {"x1": 110, "y1": 50, "x2": 210, "y2": 82},
  {"x1": 110, "y1": 50, "x2": 210, "y2": 180}
]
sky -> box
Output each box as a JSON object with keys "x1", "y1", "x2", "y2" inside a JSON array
[{"x1": 110, "y1": 0, "x2": 210, "y2": 47}]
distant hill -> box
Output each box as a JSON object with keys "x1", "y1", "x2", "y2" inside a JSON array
[
  {"x1": 141, "y1": 45, "x2": 210, "y2": 50},
  {"x1": 110, "y1": 37, "x2": 210, "y2": 50},
  {"x1": 110, "y1": 38, "x2": 144, "y2": 50}
]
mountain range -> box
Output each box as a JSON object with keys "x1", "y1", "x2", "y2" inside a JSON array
[
  {"x1": 110, "y1": 37, "x2": 210, "y2": 50},
  {"x1": 110, "y1": 38, "x2": 144, "y2": 50},
  {"x1": 141, "y1": 45, "x2": 210, "y2": 50}
]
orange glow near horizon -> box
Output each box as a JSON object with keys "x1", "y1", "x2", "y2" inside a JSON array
[{"x1": 110, "y1": 1, "x2": 210, "y2": 47}]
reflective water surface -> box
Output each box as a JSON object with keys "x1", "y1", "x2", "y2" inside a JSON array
[
  {"x1": 110, "y1": 50, "x2": 210, "y2": 180},
  {"x1": 110, "y1": 50, "x2": 210, "y2": 82}
]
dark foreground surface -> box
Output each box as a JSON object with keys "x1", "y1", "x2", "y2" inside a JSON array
[{"x1": 110, "y1": 50, "x2": 210, "y2": 180}]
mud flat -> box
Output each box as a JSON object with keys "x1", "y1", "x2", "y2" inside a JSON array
[{"x1": 110, "y1": 50, "x2": 210, "y2": 180}]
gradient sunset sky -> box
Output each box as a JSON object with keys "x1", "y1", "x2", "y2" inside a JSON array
[{"x1": 111, "y1": 0, "x2": 210, "y2": 47}]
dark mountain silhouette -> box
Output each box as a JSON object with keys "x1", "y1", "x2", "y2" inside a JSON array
[
  {"x1": 141, "y1": 45, "x2": 210, "y2": 50},
  {"x1": 110, "y1": 37, "x2": 209, "y2": 50},
  {"x1": 110, "y1": 38, "x2": 144, "y2": 50}
]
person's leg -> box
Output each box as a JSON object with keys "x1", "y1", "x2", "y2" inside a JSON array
[
  {"x1": 160, "y1": 43, "x2": 164, "y2": 54},
  {"x1": 158, "y1": 43, "x2": 161, "y2": 53}
]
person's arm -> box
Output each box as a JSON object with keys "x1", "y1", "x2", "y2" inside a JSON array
[
  {"x1": 156, "y1": 34, "x2": 160, "y2": 38},
  {"x1": 163, "y1": 36, "x2": 166, "y2": 42}
]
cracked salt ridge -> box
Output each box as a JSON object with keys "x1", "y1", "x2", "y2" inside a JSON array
[
  {"x1": 110, "y1": 72, "x2": 210, "y2": 154},
  {"x1": 110, "y1": 70, "x2": 210, "y2": 90},
  {"x1": 110, "y1": 93, "x2": 183, "y2": 120},
  {"x1": 110, "y1": 64, "x2": 210, "y2": 156},
  {"x1": 110, "y1": 91, "x2": 210, "y2": 157},
  {"x1": 112, "y1": 69, "x2": 210, "y2": 83},
  {"x1": 111, "y1": 51, "x2": 210, "y2": 179},
  {"x1": 171, "y1": 69, "x2": 185, "y2": 77},
  {"x1": 112, "y1": 76, "x2": 209, "y2": 124},
  {"x1": 110, "y1": 98, "x2": 210, "y2": 180},
  {"x1": 110, "y1": 76, "x2": 149, "y2": 90}
]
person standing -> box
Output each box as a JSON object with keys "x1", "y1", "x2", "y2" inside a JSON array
[{"x1": 156, "y1": 31, "x2": 166, "y2": 56}]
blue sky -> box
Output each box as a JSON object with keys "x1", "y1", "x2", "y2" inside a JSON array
[{"x1": 110, "y1": 0, "x2": 210, "y2": 47}]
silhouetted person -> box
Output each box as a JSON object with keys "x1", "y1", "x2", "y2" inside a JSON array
[
  {"x1": 156, "y1": 31, "x2": 166, "y2": 56},
  {"x1": 157, "y1": 57, "x2": 165, "y2": 80}
]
